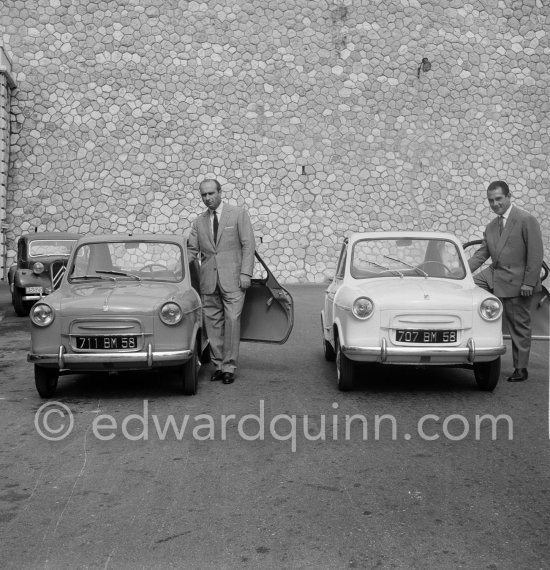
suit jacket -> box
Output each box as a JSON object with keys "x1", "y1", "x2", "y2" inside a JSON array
[
  {"x1": 187, "y1": 203, "x2": 255, "y2": 294},
  {"x1": 468, "y1": 205, "x2": 544, "y2": 297}
]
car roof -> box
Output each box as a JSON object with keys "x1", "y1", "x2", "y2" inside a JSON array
[
  {"x1": 20, "y1": 232, "x2": 81, "y2": 241},
  {"x1": 75, "y1": 233, "x2": 186, "y2": 246},
  {"x1": 347, "y1": 231, "x2": 462, "y2": 243}
]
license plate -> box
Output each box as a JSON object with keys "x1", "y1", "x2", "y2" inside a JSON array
[
  {"x1": 26, "y1": 286, "x2": 43, "y2": 294},
  {"x1": 395, "y1": 329, "x2": 457, "y2": 343},
  {"x1": 75, "y1": 336, "x2": 138, "y2": 350}
]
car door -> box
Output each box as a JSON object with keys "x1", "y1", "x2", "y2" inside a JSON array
[
  {"x1": 464, "y1": 239, "x2": 549, "y2": 340},
  {"x1": 325, "y1": 241, "x2": 348, "y2": 331},
  {"x1": 240, "y1": 251, "x2": 294, "y2": 343}
]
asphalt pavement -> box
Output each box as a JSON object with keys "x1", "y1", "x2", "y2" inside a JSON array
[{"x1": 0, "y1": 284, "x2": 549, "y2": 569}]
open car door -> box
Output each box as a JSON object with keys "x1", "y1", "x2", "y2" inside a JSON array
[
  {"x1": 464, "y1": 239, "x2": 549, "y2": 340},
  {"x1": 240, "y1": 251, "x2": 294, "y2": 343}
]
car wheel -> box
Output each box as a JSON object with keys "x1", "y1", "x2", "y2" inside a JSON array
[
  {"x1": 34, "y1": 365, "x2": 59, "y2": 398},
  {"x1": 335, "y1": 337, "x2": 354, "y2": 391},
  {"x1": 12, "y1": 287, "x2": 31, "y2": 317},
  {"x1": 322, "y1": 318, "x2": 336, "y2": 361},
  {"x1": 473, "y1": 357, "x2": 501, "y2": 391},
  {"x1": 181, "y1": 344, "x2": 199, "y2": 396}
]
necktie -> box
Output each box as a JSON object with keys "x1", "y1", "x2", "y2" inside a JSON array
[
  {"x1": 212, "y1": 210, "x2": 219, "y2": 243},
  {"x1": 498, "y1": 216, "x2": 504, "y2": 235}
]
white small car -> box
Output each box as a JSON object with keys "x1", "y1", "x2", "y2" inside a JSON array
[{"x1": 321, "y1": 232, "x2": 506, "y2": 391}]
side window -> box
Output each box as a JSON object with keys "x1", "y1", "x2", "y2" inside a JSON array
[
  {"x1": 335, "y1": 244, "x2": 348, "y2": 279},
  {"x1": 71, "y1": 246, "x2": 91, "y2": 277}
]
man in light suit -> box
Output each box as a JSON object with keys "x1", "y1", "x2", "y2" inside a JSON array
[
  {"x1": 188, "y1": 179, "x2": 255, "y2": 384},
  {"x1": 468, "y1": 181, "x2": 544, "y2": 382}
]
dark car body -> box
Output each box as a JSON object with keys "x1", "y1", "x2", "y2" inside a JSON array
[{"x1": 8, "y1": 232, "x2": 81, "y2": 316}]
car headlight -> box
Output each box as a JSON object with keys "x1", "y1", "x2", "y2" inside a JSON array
[
  {"x1": 479, "y1": 297, "x2": 502, "y2": 321},
  {"x1": 30, "y1": 303, "x2": 55, "y2": 327},
  {"x1": 32, "y1": 262, "x2": 45, "y2": 275},
  {"x1": 352, "y1": 297, "x2": 374, "y2": 320},
  {"x1": 159, "y1": 302, "x2": 183, "y2": 325}
]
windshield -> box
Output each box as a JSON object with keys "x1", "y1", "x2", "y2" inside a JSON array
[
  {"x1": 69, "y1": 241, "x2": 184, "y2": 283},
  {"x1": 351, "y1": 238, "x2": 466, "y2": 280},
  {"x1": 28, "y1": 240, "x2": 77, "y2": 258}
]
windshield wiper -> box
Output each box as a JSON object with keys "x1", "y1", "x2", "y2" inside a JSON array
[
  {"x1": 383, "y1": 255, "x2": 428, "y2": 278},
  {"x1": 367, "y1": 260, "x2": 404, "y2": 278},
  {"x1": 96, "y1": 270, "x2": 142, "y2": 281},
  {"x1": 71, "y1": 274, "x2": 116, "y2": 282}
]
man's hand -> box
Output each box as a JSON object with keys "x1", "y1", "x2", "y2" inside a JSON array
[
  {"x1": 520, "y1": 284, "x2": 534, "y2": 297},
  {"x1": 239, "y1": 274, "x2": 251, "y2": 290}
]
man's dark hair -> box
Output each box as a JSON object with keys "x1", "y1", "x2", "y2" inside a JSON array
[
  {"x1": 200, "y1": 178, "x2": 221, "y2": 192},
  {"x1": 487, "y1": 180, "x2": 510, "y2": 196}
]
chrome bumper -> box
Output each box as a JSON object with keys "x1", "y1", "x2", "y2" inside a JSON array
[
  {"x1": 342, "y1": 338, "x2": 506, "y2": 363},
  {"x1": 28, "y1": 344, "x2": 192, "y2": 368},
  {"x1": 23, "y1": 294, "x2": 43, "y2": 301}
]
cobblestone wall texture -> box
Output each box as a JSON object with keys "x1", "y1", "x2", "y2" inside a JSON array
[
  {"x1": 0, "y1": 73, "x2": 9, "y2": 265},
  {"x1": 1, "y1": 0, "x2": 549, "y2": 282}
]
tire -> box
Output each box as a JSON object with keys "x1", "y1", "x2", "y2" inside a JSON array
[
  {"x1": 35, "y1": 365, "x2": 59, "y2": 398},
  {"x1": 322, "y1": 317, "x2": 336, "y2": 361},
  {"x1": 200, "y1": 342, "x2": 211, "y2": 364},
  {"x1": 181, "y1": 344, "x2": 199, "y2": 395},
  {"x1": 335, "y1": 337, "x2": 355, "y2": 391},
  {"x1": 12, "y1": 287, "x2": 31, "y2": 317},
  {"x1": 474, "y1": 357, "x2": 501, "y2": 391},
  {"x1": 323, "y1": 337, "x2": 336, "y2": 361}
]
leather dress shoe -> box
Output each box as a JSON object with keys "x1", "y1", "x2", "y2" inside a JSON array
[
  {"x1": 222, "y1": 372, "x2": 235, "y2": 384},
  {"x1": 210, "y1": 370, "x2": 224, "y2": 382},
  {"x1": 507, "y1": 368, "x2": 528, "y2": 382}
]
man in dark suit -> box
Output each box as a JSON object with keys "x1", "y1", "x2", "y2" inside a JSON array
[
  {"x1": 188, "y1": 179, "x2": 255, "y2": 384},
  {"x1": 468, "y1": 181, "x2": 544, "y2": 382}
]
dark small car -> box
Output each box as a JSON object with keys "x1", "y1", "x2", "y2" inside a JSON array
[{"x1": 8, "y1": 232, "x2": 80, "y2": 316}]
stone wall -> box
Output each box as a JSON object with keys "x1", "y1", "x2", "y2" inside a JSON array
[
  {"x1": 0, "y1": 73, "x2": 9, "y2": 277},
  {"x1": 0, "y1": 45, "x2": 16, "y2": 278},
  {"x1": 0, "y1": 0, "x2": 548, "y2": 282}
]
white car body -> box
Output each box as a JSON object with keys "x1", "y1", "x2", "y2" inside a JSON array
[{"x1": 321, "y1": 231, "x2": 506, "y2": 391}]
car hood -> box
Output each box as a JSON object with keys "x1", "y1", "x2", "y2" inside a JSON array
[
  {"x1": 59, "y1": 281, "x2": 183, "y2": 315},
  {"x1": 345, "y1": 278, "x2": 479, "y2": 310}
]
